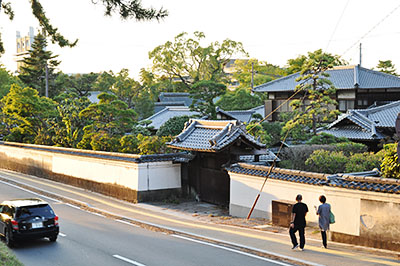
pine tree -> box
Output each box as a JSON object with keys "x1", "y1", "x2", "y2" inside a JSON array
[{"x1": 19, "y1": 33, "x2": 60, "y2": 98}]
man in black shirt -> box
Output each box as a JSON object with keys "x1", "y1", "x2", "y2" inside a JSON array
[{"x1": 289, "y1": 194, "x2": 308, "y2": 250}]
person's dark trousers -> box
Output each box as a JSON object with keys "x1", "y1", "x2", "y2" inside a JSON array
[
  {"x1": 321, "y1": 230, "x2": 327, "y2": 248},
  {"x1": 289, "y1": 226, "x2": 305, "y2": 248}
]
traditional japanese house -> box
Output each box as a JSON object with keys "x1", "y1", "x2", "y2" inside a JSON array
[{"x1": 168, "y1": 119, "x2": 272, "y2": 206}]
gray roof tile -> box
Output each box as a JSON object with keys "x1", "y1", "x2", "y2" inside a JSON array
[
  {"x1": 226, "y1": 163, "x2": 400, "y2": 194},
  {"x1": 144, "y1": 106, "x2": 200, "y2": 130},
  {"x1": 168, "y1": 119, "x2": 266, "y2": 152},
  {"x1": 322, "y1": 101, "x2": 400, "y2": 140},
  {"x1": 253, "y1": 65, "x2": 400, "y2": 93}
]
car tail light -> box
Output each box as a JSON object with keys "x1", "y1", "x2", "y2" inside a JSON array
[
  {"x1": 54, "y1": 216, "x2": 59, "y2": 226},
  {"x1": 11, "y1": 220, "x2": 19, "y2": 230}
]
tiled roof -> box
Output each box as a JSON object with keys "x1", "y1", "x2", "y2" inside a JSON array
[
  {"x1": 216, "y1": 107, "x2": 255, "y2": 123},
  {"x1": 158, "y1": 92, "x2": 193, "y2": 106},
  {"x1": 253, "y1": 65, "x2": 400, "y2": 93},
  {"x1": 168, "y1": 119, "x2": 266, "y2": 152},
  {"x1": 250, "y1": 105, "x2": 265, "y2": 118},
  {"x1": 239, "y1": 150, "x2": 280, "y2": 163},
  {"x1": 154, "y1": 102, "x2": 186, "y2": 113},
  {"x1": 226, "y1": 163, "x2": 400, "y2": 194},
  {"x1": 321, "y1": 101, "x2": 400, "y2": 140},
  {"x1": 143, "y1": 106, "x2": 200, "y2": 130}
]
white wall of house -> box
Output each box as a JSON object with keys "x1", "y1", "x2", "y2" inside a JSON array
[
  {"x1": 229, "y1": 171, "x2": 400, "y2": 237},
  {"x1": 0, "y1": 142, "x2": 181, "y2": 192}
]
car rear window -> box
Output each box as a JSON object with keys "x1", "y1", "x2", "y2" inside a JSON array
[{"x1": 16, "y1": 204, "x2": 55, "y2": 218}]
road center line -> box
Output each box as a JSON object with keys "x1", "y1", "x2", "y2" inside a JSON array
[
  {"x1": 172, "y1": 235, "x2": 295, "y2": 266},
  {"x1": 112, "y1": 255, "x2": 146, "y2": 266}
]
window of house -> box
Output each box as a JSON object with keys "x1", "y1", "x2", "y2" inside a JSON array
[{"x1": 339, "y1": 100, "x2": 355, "y2": 111}]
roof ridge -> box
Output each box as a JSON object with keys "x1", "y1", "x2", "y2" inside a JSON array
[
  {"x1": 253, "y1": 72, "x2": 300, "y2": 91},
  {"x1": 358, "y1": 65, "x2": 400, "y2": 82}
]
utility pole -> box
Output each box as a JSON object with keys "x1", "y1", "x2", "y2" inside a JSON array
[
  {"x1": 45, "y1": 62, "x2": 49, "y2": 98},
  {"x1": 359, "y1": 43, "x2": 362, "y2": 66},
  {"x1": 251, "y1": 62, "x2": 254, "y2": 89}
]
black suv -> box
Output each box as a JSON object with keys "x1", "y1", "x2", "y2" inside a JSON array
[{"x1": 0, "y1": 198, "x2": 59, "y2": 247}]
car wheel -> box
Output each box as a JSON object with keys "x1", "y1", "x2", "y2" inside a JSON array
[
  {"x1": 49, "y1": 235, "x2": 57, "y2": 242},
  {"x1": 5, "y1": 228, "x2": 14, "y2": 248}
]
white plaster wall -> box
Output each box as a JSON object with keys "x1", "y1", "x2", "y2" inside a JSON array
[
  {"x1": 137, "y1": 162, "x2": 181, "y2": 191},
  {"x1": 230, "y1": 173, "x2": 323, "y2": 223},
  {"x1": 229, "y1": 172, "x2": 400, "y2": 236},
  {"x1": 0, "y1": 143, "x2": 181, "y2": 192},
  {"x1": 52, "y1": 155, "x2": 140, "y2": 190}
]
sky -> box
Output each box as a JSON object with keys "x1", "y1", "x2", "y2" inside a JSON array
[{"x1": 1, "y1": 0, "x2": 400, "y2": 79}]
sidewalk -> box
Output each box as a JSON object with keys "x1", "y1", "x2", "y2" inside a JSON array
[{"x1": 0, "y1": 169, "x2": 399, "y2": 266}]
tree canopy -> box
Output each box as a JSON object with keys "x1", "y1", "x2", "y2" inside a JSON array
[
  {"x1": 376, "y1": 60, "x2": 398, "y2": 76},
  {"x1": 283, "y1": 49, "x2": 341, "y2": 137},
  {"x1": 18, "y1": 33, "x2": 60, "y2": 97},
  {"x1": 149, "y1": 31, "x2": 248, "y2": 90}
]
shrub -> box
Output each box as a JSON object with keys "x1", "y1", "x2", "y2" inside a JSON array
[
  {"x1": 345, "y1": 152, "x2": 383, "y2": 173},
  {"x1": 305, "y1": 149, "x2": 383, "y2": 174},
  {"x1": 334, "y1": 142, "x2": 367, "y2": 156},
  {"x1": 306, "y1": 133, "x2": 349, "y2": 145},
  {"x1": 380, "y1": 143, "x2": 400, "y2": 179},
  {"x1": 305, "y1": 150, "x2": 348, "y2": 174},
  {"x1": 278, "y1": 144, "x2": 336, "y2": 170},
  {"x1": 156, "y1": 116, "x2": 192, "y2": 137}
]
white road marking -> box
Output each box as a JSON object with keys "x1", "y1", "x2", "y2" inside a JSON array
[
  {"x1": 113, "y1": 255, "x2": 146, "y2": 266},
  {"x1": 59, "y1": 233, "x2": 66, "y2": 237},
  {"x1": 89, "y1": 212, "x2": 105, "y2": 218},
  {"x1": 172, "y1": 235, "x2": 294, "y2": 266},
  {"x1": 115, "y1": 219, "x2": 140, "y2": 227},
  {"x1": 65, "y1": 203, "x2": 81, "y2": 210}
]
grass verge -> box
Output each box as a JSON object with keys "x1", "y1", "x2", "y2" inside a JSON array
[{"x1": 0, "y1": 241, "x2": 23, "y2": 266}]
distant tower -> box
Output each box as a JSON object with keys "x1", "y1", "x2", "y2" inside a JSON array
[{"x1": 15, "y1": 27, "x2": 35, "y2": 72}]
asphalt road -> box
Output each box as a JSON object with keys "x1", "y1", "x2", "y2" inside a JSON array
[{"x1": 0, "y1": 179, "x2": 291, "y2": 266}]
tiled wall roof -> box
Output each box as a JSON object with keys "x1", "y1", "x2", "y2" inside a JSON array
[
  {"x1": 227, "y1": 163, "x2": 400, "y2": 194},
  {"x1": 168, "y1": 119, "x2": 265, "y2": 152}
]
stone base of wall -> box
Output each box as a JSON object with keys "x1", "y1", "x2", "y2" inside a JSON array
[
  {"x1": 0, "y1": 153, "x2": 180, "y2": 203},
  {"x1": 229, "y1": 203, "x2": 270, "y2": 219},
  {"x1": 331, "y1": 231, "x2": 400, "y2": 252}
]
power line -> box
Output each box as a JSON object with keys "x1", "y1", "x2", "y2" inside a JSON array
[
  {"x1": 342, "y1": 2, "x2": 400, "y2": 57},
  {"x1": 325, "y1": 0, "x2": 351, "y2": 52}
]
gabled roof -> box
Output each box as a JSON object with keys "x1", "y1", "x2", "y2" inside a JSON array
[
  {"x1": 216, "y1": 107, "x2": 255, "y2": 123},
  {"x1": 322, "y1": 101, "x2": 400, "y2": 140},
  {"x1": 154, "y1": 102, "x2": 186, "y2": 113},
  {"x1": 168, "y1": 119, "x2": 265, "y2": 152},
  {"x1": 226, "y1": 163, "x2": 400, "y2": 194},
  {"x1": 143, "y1": 106, "x2": 200, "y2": 130},
  {"x1": 158, "y1": 92, "x2": 193, "y2": 106},
  {"x1": 253, "y1": 65, "x2": 400, "y2": 93}
]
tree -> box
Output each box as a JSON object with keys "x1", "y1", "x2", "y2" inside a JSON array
[
  {"x1": 1, "y1": 84, "x2": 57, "y2": 144},
  {"x1": 77, "y1": 92, "x2": 137, "y2": 151},
  {"x1": 149, "y1": 31, "x2": 248, "y2": 90},
  {"x1": 18, "y1": 33, "x2": 61, "y2": 97},
  {"x1": 189, "y1": 80, "x2": 226, "y2": 119},
  {"x1": 216, "y1": 88, "x2": 262, "y2": 111},
  {"x1": 56, "y1": 72, "x2": 100, "y2": 97},
  {"x1": 376, "y1": 60, "x2": 398, "y2": 76},
  {"x1": 0, "y1": 64, "x2": 22, "y2": 98},
  {"x1": 50, "y1": 92, "x2": 91, "y2": 148},
  {"x1": 283, "y1": 49, "x2": 341, "y2": 137},
  {"x1": 0, "y1": 0, "x2": 168, "y2": 55},
  {"x1": 110, "y1": 69, "x2": 142, "y2": 109},
  {"x1": 286, "y1": 52, "x2": 345, "y2": 75},
  {"x1": 232, "y1": 59, "x2": 286, "y2": 89}
]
